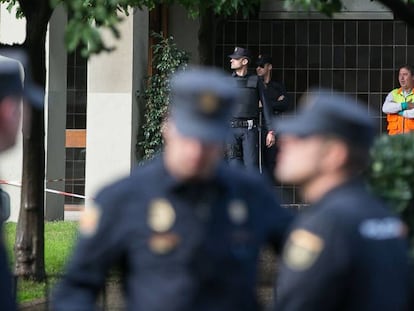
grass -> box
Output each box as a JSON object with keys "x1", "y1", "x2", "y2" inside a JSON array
[{"x1": 3, "y1": 221, "x2": 78, "y2": 303}]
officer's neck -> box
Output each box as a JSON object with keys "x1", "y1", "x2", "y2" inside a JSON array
[
  {"x1": 302, "y1": 173, "x2": 349, "y2": 204},
  {"x1": 263, "y1": 73, "x2": 271, "y2": 84},
  {"x1": 163, "y1": 155, "x2": 216, "y2": 182},
  {"x1": 234, "y1": 67, "x2": 248, "y2": 77}
]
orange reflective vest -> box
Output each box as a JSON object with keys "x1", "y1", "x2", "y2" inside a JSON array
[{"x1": 386, "y1": 88, "x2": 414, "y2": 135}]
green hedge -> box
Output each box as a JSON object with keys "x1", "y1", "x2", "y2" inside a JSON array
[{"x1": 368, "y1": 133, "x2": 414, "y2": 257}]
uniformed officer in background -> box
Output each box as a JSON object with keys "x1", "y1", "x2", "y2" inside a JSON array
[
  {"x1": 52, "y1": 67, "x2": 293, "y2": 311},
  {"x1": 0, "y1": 51, "x2": 43, "y2": 311},
  {"x1": 227, "y1": 47, "x2": 275, "y2": 172},
  {"x1": 273, "y1": 89, "x2": 410, "y2": 310},
  {"x1": 256, "y1": 54, "x2": 289, "y2": 181}
]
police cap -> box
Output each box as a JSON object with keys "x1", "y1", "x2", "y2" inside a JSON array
[
  {"x1": 0, "y1": 49, "x2": 44, "y2": 109},
  {"x1": 276, "y1": 88, "x2": 376, "y2": 146},
  {"x1": 169, "y1": 66, "x2": 238, "y2": 142},
  {"x1": 256, "y1": 54, "x2": 272, "y2": 66},
  {"x1": 228, "y1": 47, "x2": 251, "y2": 60}
]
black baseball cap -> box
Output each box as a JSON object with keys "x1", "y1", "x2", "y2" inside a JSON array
[
  {"x1": 275, "y1": 88, "x2": 376, "y2": 146},
  {"x1": 256, "y1": 54, "x2": 272, "y2": 66},
  {"x1": 0, "y1": 49, "x2": 44, "y2": 109},
  {"x1": 228, "y1": 47, "x2": 251, "y2": 60},
  {"x1": 169, "y1": 67, "x2": 238, "y2": 142}
]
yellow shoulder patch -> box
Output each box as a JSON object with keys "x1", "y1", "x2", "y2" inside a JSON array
[
  {"x1": 283, "y1": 229, "x2": 324, "y2": 271},
  {"x1": 79, "y1": 203, "x2": 101, "y2": 237}
]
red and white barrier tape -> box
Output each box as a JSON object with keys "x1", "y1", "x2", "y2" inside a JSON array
[{"x1": 0, "y1": 180, "x2": 90, "y2": 200}]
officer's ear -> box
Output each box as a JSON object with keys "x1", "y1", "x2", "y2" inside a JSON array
[
  {"x1": 242, "y1": 58, "x2": 249, "y2": 66},
  {"x1": 322, "y1": 139, "x2": 348, "y2": 173},
  {"x1": 268, "y1": 64, "x2": 273, "y2": 71}
]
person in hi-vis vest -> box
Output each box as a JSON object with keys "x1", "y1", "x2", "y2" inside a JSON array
[{"x1": 382, "y1": 64, "x2": 414, "y2": 135}]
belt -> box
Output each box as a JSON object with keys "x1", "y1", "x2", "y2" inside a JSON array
[{"x1": 230, "y1": 119, "x2": 258, "y2": 129}]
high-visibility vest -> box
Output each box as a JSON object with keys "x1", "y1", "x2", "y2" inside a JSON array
[{"x1": 386, "y1": 88, "x2": 414, "y2": 135}]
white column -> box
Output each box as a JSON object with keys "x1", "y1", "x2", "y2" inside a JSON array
[
  {"x1": 45, "y1": 6, "x2": 67, "y2": 220},
  {"x1": 85, "y1": 8, "x2": 148, "y2": 204}
]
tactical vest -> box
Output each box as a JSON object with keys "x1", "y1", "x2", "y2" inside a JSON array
[
  {"x1": 387, "y1": 88, "x2": 414, "y2": 135},
  {"x1": 232, "y1": 75, "x2": 259, "y2": 119}
]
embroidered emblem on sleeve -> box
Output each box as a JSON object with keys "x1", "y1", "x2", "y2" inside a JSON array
[
  {"x1": 283, "y1": 229, "x2": 324, "y2": 271},
  {"x1": 359, "y1": 217, "x2": 406, "y2": 239}
]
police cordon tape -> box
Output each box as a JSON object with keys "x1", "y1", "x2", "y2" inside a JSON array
[{"x1": 0, "y1": 179, "x2": 90, "y2": 200}]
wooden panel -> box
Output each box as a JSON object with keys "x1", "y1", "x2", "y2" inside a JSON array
[{"x1": 66, "y1": 129, "x2": 86, "y2": 148}]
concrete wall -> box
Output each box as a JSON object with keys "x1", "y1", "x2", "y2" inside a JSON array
[{"x1": 84, "y1": 8, "x2": 149, "y2": 204}]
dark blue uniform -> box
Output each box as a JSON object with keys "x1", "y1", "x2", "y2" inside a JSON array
[
  {"x1": 227, "y1": 73, "x2": 273, "y2": 171},
  {"x1": 52, "y1": 157, "x2": 293, "y2": 311},
  {"x1": 275, "y1": 179, "x2": 410, "y2": 311},
  {"x1": 260, "y1": 79, "x2": 289, "y2": 181}
]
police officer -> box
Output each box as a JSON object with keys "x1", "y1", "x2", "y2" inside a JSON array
[
  {"x1": 227, "y1": 47, "x2": 274, "y2": 172},
  {"x1": 0, "y1": 51, "x2": 43, "y2": 311},
  {"x1": 52, "y1": 67, "x2": 293, "y2": 311},
  {"x1": 256, "y1": 54, "x2": 289, "y2": 181},
  {"x1": 274, "y1": 89, "x2": 410, "y2": 310}
]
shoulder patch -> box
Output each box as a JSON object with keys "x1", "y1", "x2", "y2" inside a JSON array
[
  {"x1": 359, "y1": 217, "x2": 406, "y2": 240},
  {"x1": 283, "y1": 229, "x2": 324, "y2": 271},
  {"x1": 79, "y1": 203, "x2": 101, "y2": 237}
]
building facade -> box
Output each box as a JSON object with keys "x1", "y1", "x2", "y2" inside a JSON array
[{"x1": 0, "y1": 1, "x2": 412, "y2": 220}]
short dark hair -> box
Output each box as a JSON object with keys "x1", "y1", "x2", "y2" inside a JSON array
[
  {"x1": 399, "y1": 64, "x2": 414, "y2": 76},
  {"x1": 344, "y1": 143, "x2": 371, "y2": 175},
  {"x1": 324, "y1": 134, "x2": 371, "y2": 175}
]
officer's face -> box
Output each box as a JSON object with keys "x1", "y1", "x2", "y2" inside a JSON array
[
  {"x1": 163, "y1": 122, "x2": 224, "y2": 180},
  {"x1": 230, "y1": 58, "x2": 247, "y2": 70},
  {"x1": 256, "y1": 63, "x2": 271, "y2": 76},
  {"x1": 275, "y1": 135, "x2": 330, "y2": 185},
  {"x1": 0, "y1": 96, "x2": 22, "y2": 151}
]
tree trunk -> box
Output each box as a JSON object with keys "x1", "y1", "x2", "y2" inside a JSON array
[{"x1": 14, "y1": 0, "x2": 52, "y2": 281}]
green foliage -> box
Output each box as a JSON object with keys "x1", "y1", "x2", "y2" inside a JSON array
[
  {"x1": 137, "y1": 32, "x2": 189, "y2": 160},
  {"x1": 368, "y1": 133, "x2": 414, "y2": 256},
  {"x1": 48, "y1": 0, "x2": 261, "y2": 57},
  {"x1": 0, "y1": 0, "x2": 23, "y2": 18}
]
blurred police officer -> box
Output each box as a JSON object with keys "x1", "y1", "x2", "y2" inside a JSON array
[
  {"x1": 256, "y1": 54, "x2": 288, "y2": 181},
  {"x1": 274, "y1": 89, "x2": 410, "y2": 310},
  {"x1": 227, "y1": 47, "x2": 274, "y2": 172},
  {"x1": 52, "y1": 67, "x2": 293, "y2": 311},
  {"x1": 0, "y1": 51, "x2": 43, "y2": 311}
]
